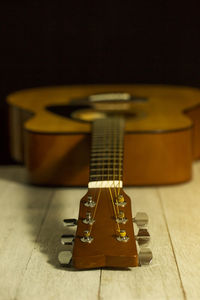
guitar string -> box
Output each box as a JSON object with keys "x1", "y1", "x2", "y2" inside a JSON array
[
  {"x1": 98, "y1": 118, "x2": 118, "y2": 231},
  {"x1": 88, "y1": 187, "x2": 101, "y2": 235},
  {"x1": 113, "y1": 118, "x2": 121, "y2": 201},
  {"x1": 88, "y1": 120, "x2": 102, "y2": 236},
  {"x1": 89, "y1": 118, "x2": 121, "y2": 235},
  {"x1": 88, "y1": 118, "x2": 109, "y2": 235},
  {"x1": 113, "y1": 118, "x2": 120, "y2": 215},
  {"x1": 118, "y1": 118, "x2": 123, "y2": 196},
  {"x1": 108, "y1": 118, "x2": 120, "y2": 232},
  {"x1": 117, "y1": 118, "x2": 120, "y2": 195},
  {"x1": 113, "y1": 118, "x2": 118, "y2": 198},
  {"x1": 108, "y1": 186, "x2": 120, "y2": 232}
]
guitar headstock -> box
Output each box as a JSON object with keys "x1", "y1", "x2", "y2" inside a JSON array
[{"x1": 58, "y1": 188, "x2": 152, "y2": 269}]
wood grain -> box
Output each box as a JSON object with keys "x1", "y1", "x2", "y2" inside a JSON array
[
  {"x1": 158, "y1": 164, "x2": 200, "y2": 300},
  {"x1": 15, "y1": 188, "x2": 101, "y2": 300},
  {"x1": 72, "y1": 189, "x2": 138, "y2": 269},
  {"x1": 1, "y1": 164, "x2": 200, "y2": 299},
  {"x1": 100, "y1": 187, "x2": 184, "y2": 300},
  {"x1": 0, "y1": 166, "x2": 53, "y2": 300},
  {"x1": 24, "y1": 129, "x2": 193, "y2": 186}
]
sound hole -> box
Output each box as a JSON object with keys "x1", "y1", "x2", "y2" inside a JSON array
[{"x1": 46, "y1": 94, "x2": 148, "y2": 123}]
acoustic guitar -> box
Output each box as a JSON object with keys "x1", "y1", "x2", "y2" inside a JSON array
[{"x1": 7, "y1": 84, "x2": 200, "y2": 269}]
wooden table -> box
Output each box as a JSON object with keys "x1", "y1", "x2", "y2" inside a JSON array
[{"x1": 0, "y1": 163, "x2": 200, "y2": 300}]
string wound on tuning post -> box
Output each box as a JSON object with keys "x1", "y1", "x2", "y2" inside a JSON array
[
  {"x1": 116, "y1": 211, "x2": 128, "y2": 224},
  {"x1": 84, "y1": 195, "x2": 96, "y2": 207},
  {"x1": 83, "y1": 212, "x2": 95, "y2": 225},
  {"x1": 80, "y1": 230, "x2": 94, "y2": 243},
  {"x1": 115, "y1": 194, "x2": 127, "y2": 207},
  {"x1": 116, "y1": 230, "x2": 129, "y2": 242}
]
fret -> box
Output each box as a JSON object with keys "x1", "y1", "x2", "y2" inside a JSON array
[
  {"x1": 90, "y1": 158, "x2": 123, "y2": 162},
  {"x1": 90, "y1": 174, "x2": 123, "y2": 179},
  {"x1": 90, "y1": 162, "x2": 123, "y2": 166},
  {"x1": 91, "y1": 154, "x2": 123, "y2": 158},
  {"x1": 90, "y1": 175, "x2": 123, "y2": 179},
  {"x1": 90, "y1": 167, "x2": 123, "y2": 171},
  {"x1": 91, "y1": 151, "x2": 122, "y2": 154},
  {"x1": 91, "y1": 152, "x2": 123, "y2": 156},
  {"x1": 89, "y1": 117, "x2": 125, "y2": 183},
  {"x1": 92, "y1": 137, "x2": 122, "y2": 140},
  {"x1": 90, "y1": 168, "x2": 123, "y2": 171},
  {"x1": 91, "y1": 144, "x2": 122, "y2": 147},
  {"x1": 91, "y1": 148, "x2": 123, "y2": 150},
  {"x1": 90, "y1": 169, "x2": 122, "y2": 176}
]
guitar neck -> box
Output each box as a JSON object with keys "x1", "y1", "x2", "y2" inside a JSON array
[
  {"x1": 88, "y1": 117, "x2": 125, "y2": 188},
  {"x1": 58, "y1": 105, "x2": 152, "y2": 269}
]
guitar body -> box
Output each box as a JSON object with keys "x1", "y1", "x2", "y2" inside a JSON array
[{"x1": 7, "y1": 84, "x2": 200, "y2": 186}]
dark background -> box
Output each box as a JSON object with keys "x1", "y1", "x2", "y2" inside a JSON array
[{"x1": 1, "y1": 1, "x2": 200, "y2": 163}]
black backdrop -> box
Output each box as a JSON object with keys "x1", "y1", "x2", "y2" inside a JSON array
[{"x1": 1, "y1": 1, "x2": 200, "y2": 163}]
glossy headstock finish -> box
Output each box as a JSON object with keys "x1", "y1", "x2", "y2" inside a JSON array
[{"x1": 72, "y1": 188, "x2": 138, "y2": 269}]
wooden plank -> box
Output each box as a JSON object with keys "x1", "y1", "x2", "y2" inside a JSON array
[
  {"x1": 100, "y1": 187, "x2": 184, "y2": 300},
  {"x1": 1, "y1": 164, "x2": 200, "y2": 299},
  {"x1": 0, "y1": 165, "x2": 25, "y2": 188},
  {"x1": 15, "y1": 188, "x2": 101, "y2": 300},
  {"x1": 0, "y1": 166, "x2": 53, "y2": 300},
  {"x1": 158, "y1": 161, "x2": 200, "y2": 300}
]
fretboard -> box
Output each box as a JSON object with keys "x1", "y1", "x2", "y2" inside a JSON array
[{"x1": 89, "y1": 117, "x2": 125, "y2": 187}]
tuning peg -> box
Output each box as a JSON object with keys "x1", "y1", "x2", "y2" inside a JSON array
[
  {"x1": 83, "y1": 212, "x2": 95, "y2": 225},
  {"x1": 80, "y1": 230, "x2": 94, "y2": 243},
  {"x1": 135, "y1": 228, "x2": 150, "y2": 247},
  {"x1": 61, "y1": 234, "x2": 75, "y2": 245},
  {"x1": 63, "y1": 219, "x2": 77, "y2": 227},
  {"x1": 133, "y1": 212, "x2": 149, "y2": 228},
  {"x1": 84, "y1": 195, "x2": 96, "y2": 207},
  {"x1": 139, "y1": 248, "x2": 153, "y2": 266},
  {"x1": 58, "y1": 251, "x2": 72, "y2": 266}
]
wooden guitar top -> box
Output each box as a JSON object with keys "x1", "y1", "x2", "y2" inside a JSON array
[{"x1": 7, "y1": 84, "x2": 200, "y2": 133}]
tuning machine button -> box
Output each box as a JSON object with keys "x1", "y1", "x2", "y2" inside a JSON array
[
  {"x1": 135, "y1": 228, "x2": 150, "y2": 247},
  {"x1": 61, "y1": 234, "x2": 75, "y2": 245},
  {"x1": 139, "y1": 248, "x2": 153, "y2": 266},
  {"x1": 58, "y1": 251, "x2": 72, "y2": 266},
  {"x1": 133, "y1": 212, "x2": 148, "y2": 228},
  {"x1": 63, "y1": 219, "x2": 77, "y2": 227}
]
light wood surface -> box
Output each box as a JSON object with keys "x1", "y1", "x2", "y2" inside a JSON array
[{"x1": 0, "y1": 163, "x2": 200, "y2": 299}]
